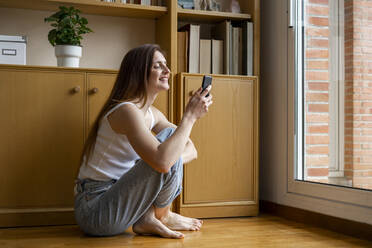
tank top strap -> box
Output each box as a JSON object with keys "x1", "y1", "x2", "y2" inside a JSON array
[
  {"x1": 148, "y1": 107, "x2": 155, "y2": 130},
  {"x1": 104, "y1": 102, "x2": 136, "y2": 119}
]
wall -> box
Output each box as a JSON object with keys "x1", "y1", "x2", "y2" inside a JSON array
[
  {"x1": 344, "y1": 0, "x2": 372, "y2": 190},
  {"x1": 0, "y1": 7, "x2": 155, "y2": 69},
  {"x1": 260, "y1": 0, "x2": 372, "y2": 225}
]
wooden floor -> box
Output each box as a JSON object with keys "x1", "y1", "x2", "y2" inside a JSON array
[{"x1": 1, "y1": 214, "x2": 371, "y2": 248}]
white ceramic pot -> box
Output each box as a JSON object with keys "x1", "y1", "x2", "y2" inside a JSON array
[{"x1": 55, "y1": 45, "x2": 82, "y2": 67}]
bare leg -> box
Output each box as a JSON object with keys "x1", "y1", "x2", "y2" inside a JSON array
[
  {"x1": 132, "y1": 206, "x2": 184, "y2": 239},
  {"x1": 154, "y1": 205, "x2": 203, "y2": 231}
]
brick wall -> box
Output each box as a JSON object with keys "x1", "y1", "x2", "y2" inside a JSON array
[
  {"x1": 305, "y1": 0, "x2": 330, "y2": 183},
  {"x1": 304, "y1": 0, "x2": 372, "y2": 190},
  {"x1": 346, "y1": 0, "x2": 372, "y2": 189}
]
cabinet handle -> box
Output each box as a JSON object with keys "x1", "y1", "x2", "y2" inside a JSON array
[
  {"x1": 72, "y1": 86, "x2": 81, "y2": 93},
  {"x1": 90, "y1": 87, "x2": 99, "y2": 94}
]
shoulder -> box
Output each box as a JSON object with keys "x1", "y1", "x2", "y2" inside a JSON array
[{"x1": 108, "y1": 103, "x2": 145, "y2": 134}]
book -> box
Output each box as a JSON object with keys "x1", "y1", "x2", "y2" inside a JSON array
[
  {"x1": 177, "y1": 31, "x2": 188, "y2": 73},
  {"x1": 179, "y1": 24, "x2": 200, "y2": 73},
  {"x1": 213, "y1": 20, "x2": 231, "y2": 74},
  {"x1": 242, "y1": 21, "x2": 253, "y2": 75},
  {"x1": 199, "y1": 39, "x2": 211, "y2": 74},
  {"x1": 232, "y1": 26, "x2": 239, "y2": 75},
  {"x1": 211, "y1": 39, "x2": 223, "y2": 74}
]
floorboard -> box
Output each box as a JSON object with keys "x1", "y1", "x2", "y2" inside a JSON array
[{"x1": 0, "y1": 214, "x2": 371, "y2": 247}]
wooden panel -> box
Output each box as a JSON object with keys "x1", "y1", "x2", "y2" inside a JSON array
[
  {"x1": 0, "y1": 69, "x2": 84, "y2": 226},
  {"x1": 183, "y1": 75, "x2": 254, "y2": 203},
  {"x1": 0, "y1": 0, "x2": 167, "y2": 19},
  {"x1": 178, "y1": 9, "x2": 251, "y2": 23},
  {"x1": 179, "y1": 204, "x2": 258, "y2": 219},
  {"x1": 177, "y1": 73, "x2": 259, "y2": 217},
  {"x1": 87, "y1": 73, "x2": 117, "y2": 134}
]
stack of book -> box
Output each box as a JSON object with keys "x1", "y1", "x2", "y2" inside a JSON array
[
  {"x1": 115, "y1": 0, "x2": 163, "y2": 5},
  {"x1": 177, "y1": 21, "x2": 253, "y2": 75}
]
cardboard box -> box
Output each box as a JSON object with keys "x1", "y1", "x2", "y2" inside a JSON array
[{"x1": 0, "y1": 35, "x2": 27, "y2": 65}]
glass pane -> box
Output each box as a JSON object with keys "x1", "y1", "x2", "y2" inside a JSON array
[{"x1": 295, "y1": 0, "x2": 372, "y2": 191}]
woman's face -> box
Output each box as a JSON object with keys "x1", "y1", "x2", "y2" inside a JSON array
[{"x1": 148, "y1": 50, "x2": 170, "y2": 94}]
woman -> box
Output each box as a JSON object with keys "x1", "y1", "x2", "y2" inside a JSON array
[{"x1": 74, "y1": 44, "x2": 213, "y2": 239}]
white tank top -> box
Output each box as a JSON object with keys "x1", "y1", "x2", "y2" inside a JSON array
[{"x1": 78, "y1": 102, "x2": 155, "y2": 181}]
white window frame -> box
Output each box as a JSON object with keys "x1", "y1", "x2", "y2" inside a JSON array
[
  {"x1": 328, "y1": 0, "x2": 345, "y2": 180},
  {"x1": 287, "y1": 0, "x2": 372, "y2": 208}
]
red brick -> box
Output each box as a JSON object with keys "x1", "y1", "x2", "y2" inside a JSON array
[
  {"x1": 308, "y1": 0, "x2": 329, "y2": 5},
  {"x1": 306, "y1": 93, "x2": 329, "y2": 101},
  {"x1": 362, "y1": 144, "x2": 372, "y2": 149},
  {"x1": 354, "y1": 136, "x2": 372, "y2": 142},
  {"x1": 307, "y1": 38, "x2": 329, "y2": 48},
  {"x1": 362, "y1": 115, "x2": 372, "y2": 121},
  {"x1": 307, "y1": 17, "x2": 329, "y2": 26},
  {"x1": 306, "y1": 71, "x2": 329, "y2": 81},
  {"x1": 307, "y1": 168, "x2": 329, "y2": 177},
  {"x1": 306, "y1": 114, "x2": 329, "y2": 123},
  {"x1": 307, "y1": 60, "x2": 329, "y2": 69},
  {"x1": 306, "y1": 27, "x2": 329, "y2": 37},
  {"x1": 308, "y1": 82, "x2": 329, "y2": 91},
  {"x1": 306, "y1": 156, "x2": 329, "y2": 166},
  {"x1": 308, "y1": 104, "x2": 329, "y2": 112},
  {"x1": 306, "y1": 145, "x2": 329, "y2": 154},
  {"x1": 307, "y1": 6, "x2": 329, "y2": 16},
  {"x1": 306, "y1": 49, "x2": 329, "y2": 58},
  {"x1": 306, "y1": 135, "x2": 329, "y2": 144},
  {"x1": 307, "y1": 125, "x2": 329, "y2": 133}
]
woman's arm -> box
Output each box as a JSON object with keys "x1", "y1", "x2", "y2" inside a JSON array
[
  {"x1": 108, "y1": 86, "x2": 212, "y2": 173},
  {"x1": 151, "y1": 107, "x2": 197, "y2": 164}
]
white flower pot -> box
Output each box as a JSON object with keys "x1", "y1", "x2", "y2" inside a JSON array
[{"x1": 55, "y1": 45, "x2": 82, "y2": 68}]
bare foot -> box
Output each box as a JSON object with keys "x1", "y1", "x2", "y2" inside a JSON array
[
  {"x1": 132, "y1": 207, "x2": 184, "y2": 239},
  {"x1": 160, "y1": 211, "x2": 203, "y2": 231}
]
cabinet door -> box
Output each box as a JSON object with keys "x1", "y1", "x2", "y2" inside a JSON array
[
  {"x1": 177, "y1": 74, "x2": 259, "y2": 218},
  {"x1": 87, "y1": 73, "x2": 117, "y2": 134},
  {"x1": 0, "y1": 69, "x2": 85, "y2": 227}
]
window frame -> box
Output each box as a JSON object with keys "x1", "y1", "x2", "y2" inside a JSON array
[
  {"x1": 328, "y1": 0, "x2": 345, "y2": 179},
  {"x1": 287, "y1": 0, "x2": 372, "y2": 208}
]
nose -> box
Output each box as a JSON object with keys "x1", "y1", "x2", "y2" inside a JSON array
[{"x1": 163, "y1": 64, "x2": 170, "y2": 74}]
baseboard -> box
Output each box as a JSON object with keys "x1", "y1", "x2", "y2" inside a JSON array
[{"x1": 260, "y1": 200, "x2": 372, "y2": 241}]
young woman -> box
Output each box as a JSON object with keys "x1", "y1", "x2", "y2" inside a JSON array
[{"x1": 74, "y1": 44, "x2": 213, "y2": 239}]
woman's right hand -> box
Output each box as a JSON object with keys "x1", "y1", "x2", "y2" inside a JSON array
[{"x1": 183, "y1": 85, "x2": 213, "y2": 123}]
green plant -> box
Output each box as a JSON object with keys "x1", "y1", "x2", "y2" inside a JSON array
[{"x1": 44, "y1": 6, "x2": 93, "y2": 46}]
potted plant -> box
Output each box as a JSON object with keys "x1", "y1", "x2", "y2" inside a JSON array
[{"x1": 45, "y1": 6, "x2": 93, "y2": 67}]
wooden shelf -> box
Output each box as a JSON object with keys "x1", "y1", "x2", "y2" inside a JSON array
[
  {"x1": 178, "y1": 8, "x2": 251, "y2": 23},
  {"x1": 0, "y1": 0, "x2": 167, "y2": 19}
]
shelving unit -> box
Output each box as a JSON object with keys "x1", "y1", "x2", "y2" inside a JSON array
[
  {"x1": 0, "y1": 0, "x2": 260, "y2": 225},
  {"x1": 0, "y1": 0, "x2": 167, "y2": 18}
]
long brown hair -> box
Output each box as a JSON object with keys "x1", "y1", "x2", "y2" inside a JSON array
[{"x1": 79, "y1": 44, "x2": 165, "y2": 169}]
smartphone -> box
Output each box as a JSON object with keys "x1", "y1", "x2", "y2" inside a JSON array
[{"x1": 201, "y1": 75, "x2": 212, "y2": 97}]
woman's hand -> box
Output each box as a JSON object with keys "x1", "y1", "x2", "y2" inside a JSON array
[{"x1": 183, "y1": 85, "x2": 213, "y2": 123}]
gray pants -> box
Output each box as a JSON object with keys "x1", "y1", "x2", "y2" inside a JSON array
[{"x1": 74, "y1": 127, "x2": 183, "y2": 236}]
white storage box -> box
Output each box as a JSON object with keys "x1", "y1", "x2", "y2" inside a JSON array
[{"x1": 0, "y1": 35, "x2": 27, "y2": 65}]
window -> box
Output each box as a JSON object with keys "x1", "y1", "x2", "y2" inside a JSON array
[{"x1": 289, "y1": 0, "x2": 372, "y2": 206}]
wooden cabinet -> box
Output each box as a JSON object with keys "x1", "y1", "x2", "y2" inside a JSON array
[
  {"x1": 0, "y1": 65, "x2": 172, "y2": 227},
  {"x1": 0, "y1": 66, "x2": 117, "y2": 227},
  {"x1": 0, "y1": 68, "x2": 85, "y2": 226},
  {"x1": 176, "y1": 73, "x2": 259, "y2": 218}
]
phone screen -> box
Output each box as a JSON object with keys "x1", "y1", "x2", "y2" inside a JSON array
[{"x1": 201, "y1": 75, "x2": 212, "y2": 97}]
